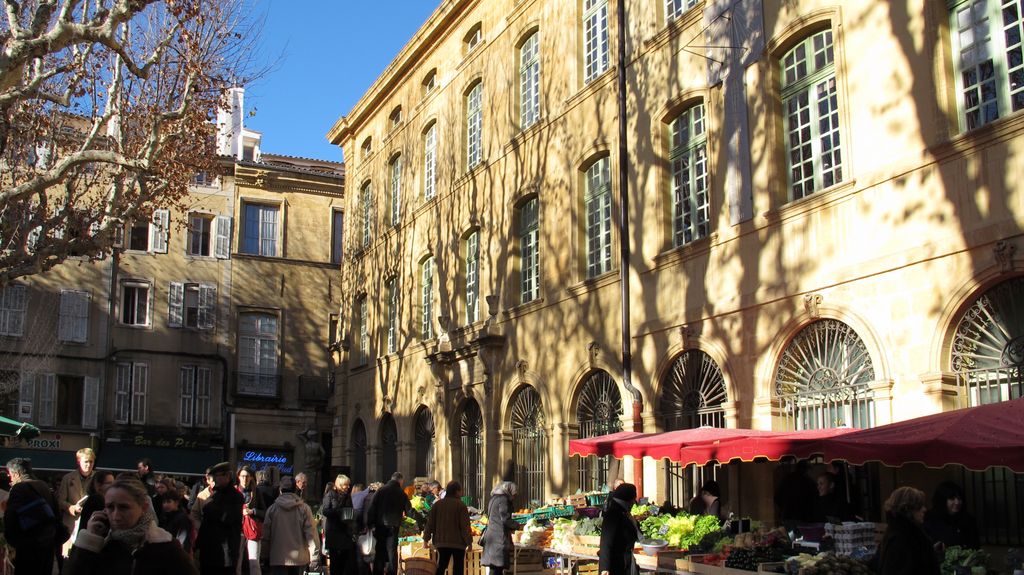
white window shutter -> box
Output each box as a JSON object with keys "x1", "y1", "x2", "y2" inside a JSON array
[
  {"x1": 82, "y1": 377, "x2": 99, "y2": 429},
  {"x1": 197, "y1": 367, "x2": 212, "y2": 427},
  {"x1": 38, "y1": 373, "x2": 55, "y2": 427},
  {"x1": 6, "y1": 285, "x2": 26, "y2": 337},
  {"x1": 132, "y1": 363, "x2": 148, "y2": 424},
  {"x1": 214, "y1": 216, "x2": 231, "y2": 259},
  {"x1": 115, "y1": 364, "x2": 131, "y2": 424},
  {"x1": 58, "y1": 290, "x2": 74, "y2": 341},
  {"x1": 180, "y1": 367, "x2": 194, "y2": 427},
  {"x1": 198, "y1": 285, "x2": 216, "y2": 330},
  {"x1": 168, "y1": 282, "x2": 184, "y2": 328},
  {"x1": 151, "y1": 209, "x2": 169, "y2": 253},
  {"x1": 75, "y1": 291, "x2": 90, "y2": 343},
  {"x1": 18, "y1": 372, "x2": 35, "y2": 422}
]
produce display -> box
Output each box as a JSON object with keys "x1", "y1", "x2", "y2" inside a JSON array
[
  {"x1": 638, "y1": 512, "x2": 721, "y2": 549},
  {"x1": 398, "y1": 516, "x2": 420, "y2": 537},
  {"x1": 519, "y1": 518, "x2": 552, "y2": 547},
  {"x1": 724, "y1": 547, "x2": 785, "y2": 571},
  {"x1": 785, "y1": 552, "x2": 873, "y2": 575},
  {"x1": 941, "y1": 546, "x2": 990, "y2": 575}
]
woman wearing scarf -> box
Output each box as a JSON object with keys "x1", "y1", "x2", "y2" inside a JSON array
[
  {"x1": 65, "y1": 477, "x2": 197, "y2": 575},
  {"x1": 599, "y1": 483, "x2": 641, "y2": 575},
  {"x1": 480, "y1": 481, "x2": 521, "y2": 575}
]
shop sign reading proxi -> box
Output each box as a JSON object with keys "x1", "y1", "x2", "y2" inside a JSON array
[{"x1": 242, "y1": 449, "x2": 294, "y2": 474}]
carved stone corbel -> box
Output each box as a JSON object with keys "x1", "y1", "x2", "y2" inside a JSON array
[
  {"x1": 995, "y1": 240, "x2": 1017, "y2": 273},
  {"x1": 803, "y1": 294, "x2": 823, "y2": 319},
  {"x1": 516, "y1": 359, "x2": 528, "y2": 380},
  {"x1": 587, "y1": 341, "x2": 600, "y2": 367},
  {"x1": 679, "y1": 323, "x2": 700, "y2": 350}
]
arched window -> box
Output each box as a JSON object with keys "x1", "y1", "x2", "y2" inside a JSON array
[
  {"x1": 668, "y1": 101, "x2": 709, "y2": 247},
  {"x1": 774, "y1": 319, "x2": 875, "y2": 430},
  {"x1": 660, "y1": 350, "x2": 728, "y2": 506},
  {"x1": 950, "y1": 276, "x2": 1024, "y2": 545},
  {"x1": 380, "y1": 413, "x2": 398, "y2": 479},
  {"x1": 459, "y1": 400, "x2": 484, "y2": 506},
  {"x1": 952, "y1": 276, "x2": 1024, "y2": 405},
  {"x1": 781, "y1": 27, "x2": 844, "y2": 201},
  {"x1": 414, "y1": 407, "x2": 435, "y2": 478},
  {"x1": 350, "y1": 419, "x2": 367, "y2": 485},
  {"x1": 510, "y1": 386, "x2": 546, "y2": 508},
  {"x1": 576, "y1": 370, "x2": 622, "y2": 491}
]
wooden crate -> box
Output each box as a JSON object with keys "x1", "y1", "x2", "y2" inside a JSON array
[
  {"x1": 691, "y1": 560, "x2": 723, "y2": 575},
  {"x1": 634, "y1": 550, "x2": 690, "y2": 572},
  {"x1": 758, "y1": 562, "x2": 786, "y2": 574},
  {"x1": 573, "y1": 535, "x2": 601, "y2": 547}
]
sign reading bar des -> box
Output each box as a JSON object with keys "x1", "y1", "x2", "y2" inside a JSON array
[{"x1": 241, "y1": 449, "x2": 294, "y2": 474}]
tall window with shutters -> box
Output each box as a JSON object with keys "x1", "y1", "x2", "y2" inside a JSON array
[
  {"x1": 0, "y1": 284, "x2": 26, "y2": 337},
  {"x1": 180, "y1": 366, "x2": 212, "y2": 427},
  {"x1": 115, "y1": 363, "x2": 148, "y2": 425},
  {"x1": 58, "y1": 290, "x2": 90, "y2": 343},
  {"x1": 126, "y1": 210, "x2": 169, "y2": 253},
  {"x1": 168, "y1": 282, "x2": 216, "y2": 330},
  {"x1": 188, "y1": 213, "x2": 232, "y2": 258}
]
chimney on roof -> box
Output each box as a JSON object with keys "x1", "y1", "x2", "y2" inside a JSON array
[{"x1": 217, "y1": 87, "x2": 245, "y2": 158}]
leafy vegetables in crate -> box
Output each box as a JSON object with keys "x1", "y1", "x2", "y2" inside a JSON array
[{"x1": 941, "y1": 546, "x2": 990, "y2": 575}]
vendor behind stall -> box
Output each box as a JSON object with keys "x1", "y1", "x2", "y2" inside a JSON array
[
  {"x1": 812, "y1": 472, "x2": 856, "y2": 523},
  {"x1": 923, "y1": 481, "x2": 979, "y2": 550}
]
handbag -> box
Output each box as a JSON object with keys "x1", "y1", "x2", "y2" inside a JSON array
[
  {"x1": 358, "y1": 531, "x2": 376, "y2": 556},
  {"x1": 242, "y1": 514, "x2": 263, "y2": 541}
]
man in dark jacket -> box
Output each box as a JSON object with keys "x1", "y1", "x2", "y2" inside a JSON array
[
  {"x1": 322, "y1": 474, "x2": 357, "y2": 575},
  {"x1": 192, "y1": 461, "x2": 244, "y2": 575},
  {"x1": 599, "y1": 483, "x2": 641, "y2": 575},
  {"x1": 4, "y1": 457, "x2": 65, "y2": 575},
  {"x1": 366, "y1": 472, "x2": 411, "y2": 575}
]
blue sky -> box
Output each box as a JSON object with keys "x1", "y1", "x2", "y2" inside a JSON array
[{"x1": 245, "y1": 1, "x2": 440, "y2": 163}]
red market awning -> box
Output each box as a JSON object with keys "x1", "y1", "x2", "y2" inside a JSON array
[
  {"x1": 676, "y1": 426, "x2": 858, "y2": 466},
  {"x1": 815, "y1": 398, "x2": 1024, "y2": 472},
  {"x1": 569, "y1": 428, "x2": 778, "y2": 460},
  {"x1": 568, "y1": 431, "x2": 650, "y2": 457}
]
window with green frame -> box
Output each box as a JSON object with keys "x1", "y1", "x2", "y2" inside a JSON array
[
  {"x1": 950, "y1": 0, "x2": 1024, "y2": 131},
  {"x1": 584, "y1": 157, "x2": 613, "y2": 278},
  {"x1": 781, "y1": 28, "x2": 844, "y2": 201},
  {"x1": 669, "y1": 102, "x2": 709, "y2": 246}
]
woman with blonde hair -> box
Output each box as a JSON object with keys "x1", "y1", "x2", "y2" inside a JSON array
[
  {"x1": 66, "y1": 478, "x2": 196, "y2": 574},
  {"x1": 878, "y1": 486, "x2": 940, "y2": 575}
]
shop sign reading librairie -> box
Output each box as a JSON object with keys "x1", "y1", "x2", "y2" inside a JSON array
[{"x1": 241, "y1": 449, "x2": 294, "y2": 474}]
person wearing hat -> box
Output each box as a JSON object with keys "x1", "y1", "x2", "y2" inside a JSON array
[
  {"x1": 261, "y1": 475, "x2": 320, "y2": 574},
  {"x1": 192, "y1": 462, "x2": 244, "y2": 575},
  {"x1": 599, "y1": 483, "x2": 641, "y2": 575}
]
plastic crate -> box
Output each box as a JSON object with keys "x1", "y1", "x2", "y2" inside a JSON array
[
  {"x1": 512, "y1": 513, "x2": 533, "y2": 524},
  {"x1": 585, "y1": 493, "x2": 608, "y2": 507}
]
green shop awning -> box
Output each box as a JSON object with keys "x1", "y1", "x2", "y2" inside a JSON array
[
  {"x1": 98, "y1": 442, "x2": 223, "y2": 476},
  {"x1": 0, "y1": 447, "x2": 78, "y2": 471}
]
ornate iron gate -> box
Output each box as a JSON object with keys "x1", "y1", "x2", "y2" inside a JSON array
[
  {"x1": 380, "y1": 414, "x2": 398, "y2": 479},
  {"x1": 414, "y1": 407, "x2": 435, "y2": 478},
  {"x1": 511, "y1": 386, "x2": 546, "y2": 509},
  {"x1": 460, "y1": 400, "x2": 484, "y2": 506},
  {"x1": 952, "y1": 276, "x2": 1024, "y2": 545},
  {"x1": 351, "y1": 419, "x2": 367, "y2": 485},
  {"x1": 775, "y1": 319, "x2": 880, "y2": 520},
  {"x1": 660, "y1": 350, "x2": 728, "y2": 509},
  {"x1": 576, "y1": 371, "x2": 623, "y2": 491}
]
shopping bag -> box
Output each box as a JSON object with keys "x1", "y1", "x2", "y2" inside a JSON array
[{"x1": 358, "y1": 531, "x2": 377, "y2": 556}]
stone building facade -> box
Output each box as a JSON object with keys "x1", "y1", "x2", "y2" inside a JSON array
[{"x1": 329, "y1": 0, "x2": 1022, "y2": 541}]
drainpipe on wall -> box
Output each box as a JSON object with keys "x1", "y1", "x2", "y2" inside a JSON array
[{"x1": 616, "y1": 0, "x2": 644, "y2": 497}]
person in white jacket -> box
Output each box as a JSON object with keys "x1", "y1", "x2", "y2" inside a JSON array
[{"x1": 260, "y1": 476, "x2": 321, "y2": 575}]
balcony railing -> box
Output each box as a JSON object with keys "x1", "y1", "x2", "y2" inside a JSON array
[{"x1": 234, "y1": 372, "x2": 281, "y2": 398}]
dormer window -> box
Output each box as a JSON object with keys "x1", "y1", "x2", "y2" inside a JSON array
[
  {"x1": 465, "y1": 24, "x2": 483, "y2": 54},
  {"x1": 389, "y1": 107, "x2": 403, "y2": 132},
  {"x1": 361, "y1": 137, "x2": 372, "y2": 159}
]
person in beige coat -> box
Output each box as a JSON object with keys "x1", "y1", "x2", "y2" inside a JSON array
[
  {"x1": 423, "y1": 481, "x2": 472, "y2": 575},
  {"x1": 260, "y1": 476, "x2": 320, "y2": 575},
  {"x1": 57, "y1": 448, "x2": 96, "y2": 553}
]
